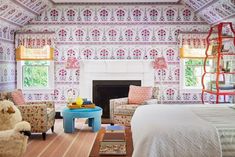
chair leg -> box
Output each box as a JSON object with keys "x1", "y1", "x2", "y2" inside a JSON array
[
  {"x1": 42, "y1": 132, "x2": 46, "y2": 140},
  {"x1": 51, "y1": 126, "x2": 54, "y2": 133}
]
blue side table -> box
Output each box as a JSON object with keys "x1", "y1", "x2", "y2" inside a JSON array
[{"x1": 62, "y1": 106, "x2": 103, "y2": 133}]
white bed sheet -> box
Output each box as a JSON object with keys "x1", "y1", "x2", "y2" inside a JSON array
[{"x1": 131, "y1": 104, "x2": 235, "y2": 157}]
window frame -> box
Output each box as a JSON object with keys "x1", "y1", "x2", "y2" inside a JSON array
[
  {"x1": 180, "y1": 58, "x2": 211, "y2": 93},
  {"x1": 17, "y1": 60, "x2": 54, "y2": 92}
]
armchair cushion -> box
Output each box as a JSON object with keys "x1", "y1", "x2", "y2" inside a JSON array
[
  {"x1": 11, "y1": 90, "x2": 25, "y2": 106},
  {"x1": 128, "y1": 85, "x2": 153, "y2": 104},
  {"x1": 114, "y1": 104, "x2": 139, "y2": 115}
]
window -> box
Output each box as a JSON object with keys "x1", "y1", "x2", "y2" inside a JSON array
[
  {"x1": 17, "y1": 60, "x2": 54, "y2": 91},
  {"x1": 178, "y1": 33, "x2": 209, "y2": 92},
  {"x1": 16, "y1": 45, "x2": 54, "y2": 91},
  {"x1": 180, "y1": 58, "x2": 211, "y2": 92}
]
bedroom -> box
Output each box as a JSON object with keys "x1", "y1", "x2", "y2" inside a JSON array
[{"x1": 0, "y1": 0, "x2": 235, "y2": 157}]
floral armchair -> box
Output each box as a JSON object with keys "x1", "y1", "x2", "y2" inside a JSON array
[
  {"x1": 0, "y1": 90, "x2": 55, "y2": 140},
  {"x1": 110, "y1": 86, "x2": 159, "y2": 126}
]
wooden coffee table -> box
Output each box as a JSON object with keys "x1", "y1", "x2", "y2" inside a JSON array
[{"x1": 89, "y1": 127, "x2": 133, "y2": 157}]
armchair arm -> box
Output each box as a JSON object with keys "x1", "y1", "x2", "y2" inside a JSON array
[
  {"x1": 0, "y1": 130, "x2": 28, "y2": 157},
  {"x1": 26, "y1": 101, "x2": 55, "y2": 109},
  {"x1": 109, "y1": 97, "x2": 128, "y2": 123},
  {"x1": 141, "y1": 99, "x2": 158, "y2": 105},
  {"x1": 17, "y1": 104, "x2": 47, "y2": 130}
]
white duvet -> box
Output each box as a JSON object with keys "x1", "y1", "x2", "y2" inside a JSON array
[{"x1": 131, "y1": 104, "x2": 222, "y2": 157}]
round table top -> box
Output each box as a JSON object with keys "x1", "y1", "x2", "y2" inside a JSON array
[{"x1": 63, "y1": 106, "x2": 102, "y2": 113}]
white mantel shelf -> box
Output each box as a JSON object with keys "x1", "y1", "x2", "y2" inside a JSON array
[{"x1": 79, "y1": 60, "x2": 154, "y2": 100}]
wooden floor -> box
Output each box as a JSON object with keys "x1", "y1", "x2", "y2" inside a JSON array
[{"x1": 23, "y1": 119, "x2": 98, "y2": 157}]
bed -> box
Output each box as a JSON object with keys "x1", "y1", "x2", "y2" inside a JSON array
[{"x1": 131, "y1": 104, "x2": 235, "y2": 157}]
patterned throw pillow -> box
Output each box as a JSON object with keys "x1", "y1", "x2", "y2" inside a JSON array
[
  {"x1": 11, "y1": 90, "x2": 26, "y2": 105},
  {"x1": 128, "y1": 85, "x2": 153, "y2": 104}
]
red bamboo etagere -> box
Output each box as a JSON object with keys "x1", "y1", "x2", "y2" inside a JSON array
[{"x1": 201, "y1": 22, "x2": 235, "y2": 104}]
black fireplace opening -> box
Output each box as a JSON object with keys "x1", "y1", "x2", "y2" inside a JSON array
[{"x1": 92, "y1": 80, "x2": 141, "y2": 118}]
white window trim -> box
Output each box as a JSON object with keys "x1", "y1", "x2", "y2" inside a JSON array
[
  {"x1": 17, "y1": 61, "x2": 54, "y2": 93},
  {"x1": 180, "y1": 59, "x2": 203, "y2": 93}
]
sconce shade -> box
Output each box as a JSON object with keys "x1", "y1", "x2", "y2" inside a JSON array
[{"x1": 66, "y1": 57, "x2": 79, "y2": 69}]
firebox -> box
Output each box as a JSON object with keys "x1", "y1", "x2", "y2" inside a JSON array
[{"x1": 92, "y1": 80, "x2": 141, "y2": 118}]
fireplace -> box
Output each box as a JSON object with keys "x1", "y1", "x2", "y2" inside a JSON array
[
  {"x1": 79, "y1": 60, "x2": 154, "y2": 118},
  {"x1": 93, "y1": 80, "x2": 141, "y2": 118}
]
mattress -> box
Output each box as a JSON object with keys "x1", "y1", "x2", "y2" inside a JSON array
[{"x1": 131, "y1": 104, "x2": 235, "y2": 157}]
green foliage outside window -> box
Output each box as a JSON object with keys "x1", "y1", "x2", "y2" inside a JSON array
[
  {"x1": 23, "y1": 61, "x2": 49, "y2": 88},
  {"x1": 184, "y1": 59, "x2": 210, "y2": 87}
]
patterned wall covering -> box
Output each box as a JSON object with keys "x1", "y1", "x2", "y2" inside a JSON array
[
  {"x1": 0, "y1": 20, "x2": 17, "y2": 91},
  {"x1": 182, "y1": 0, "x2": 235, "y2": 25},
  {"x1": 19, "y1": 3, "x2": 211, "y2": 111},
  {"x1": 0, "y1": 0, "x2": 52, "y2": 91}
]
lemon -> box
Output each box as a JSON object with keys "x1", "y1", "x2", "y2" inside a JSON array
[{"x1": 75, "y1": 97, "x2": 83, "y2": 107}]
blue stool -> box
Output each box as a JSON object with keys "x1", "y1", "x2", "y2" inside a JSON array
[{"x1": 62, "y1": 106, "x2": 103, "y2": 133}]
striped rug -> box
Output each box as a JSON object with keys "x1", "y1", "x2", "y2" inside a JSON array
[{"x1": 23, "y1": 119, "x2": 98, "y2": 157}]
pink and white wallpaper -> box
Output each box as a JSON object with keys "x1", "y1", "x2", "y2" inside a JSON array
[
  {"x1": 0, "y1": 20, "x2": 16, "y2": 91},
  {"x1": 19, "y1": 3, "x2": 211, "y2": 111}
]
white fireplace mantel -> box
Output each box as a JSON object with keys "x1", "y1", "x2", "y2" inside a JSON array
[{"x1": 79, "y1": 60, "x2": 154, "y2": 101}]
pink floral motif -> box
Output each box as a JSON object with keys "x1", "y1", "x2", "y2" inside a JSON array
[
  {"x1": 58, "y1": 29, "x2": 67, "y2": 41},
  {"x1": 75, "y1": 29, "x2": 84, "y2": 41},
  {"x1": 59, "y1": 69, "x2": 67, "y2": 81},
  {"x1": 141, "y1": 29, "x2": 150, "y2": 41},
  {"x1": 100, "y1": 9, "x2": 108, "y2": 21},
  {"x1": 50, "y1": 9, "x2": 58, "y2": 21},
  {"x1": 116, "y1": 49, "x2": 125, "y2": 59},
  {"x1": 83, "y1": 9, "x2": 92, "y2": 21},
  {"x1": 116, "y1": 9, "x2": 125, "y2": 21},
  {"x1": 100, "y1": 49, "x2": 109, "y2": 59},
  {"x1": 91, "y1": 29, "x2": 100, "y2": 41},
  {"x1": 125, "y1": 29, "x2": 133, "y2": 41},
  {"x1": 133, "y1": 49, "x2": 141, "y2": 59},
  {"x1": 157, "y1": 29, "x2": 166, "y2": 41},
  {"x1": 174, "y1": 69, "x2": 180, "y2": 80},
  {"x1": 83, "y1": 49, "x2": 92, "y2": 59},
  {"x1": 108, "y1": 29, "x2": 117, "y2": 41},
  {"x1": 149, "y1": 9, "x2": 158, "y2": 21},
  {"x1": 149, "y1": 49, "x2": 158, "y2": 59},
  {"x1": 166, "y1": 89, "x2": 175, "y2": 100},
  {"x1": 166, "y1": 49, "x2": 174, "y2": 61},
  {"x1": 133, "y1": 9, "x2": 141, "y2": 21},
  {"x1": 166, "y1": 9, "x2": 175, "y2": 21},
  {"x1": 183, "y1": 9, "x2": 191, "y2": 21},
  {"x1": 67, "y1": 49, "x2": 75, "y2": 57},
  {"x1": 67, "y1": 9, "x2": 75, "y2": 21}
]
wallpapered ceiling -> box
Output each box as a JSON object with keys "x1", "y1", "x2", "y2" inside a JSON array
[
  {"x1": 0, "y1": 0, "x2": 52, "y2": 91},
  {"x1": 183, "y1": 0, "x2": 235, "y2": 24}
]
